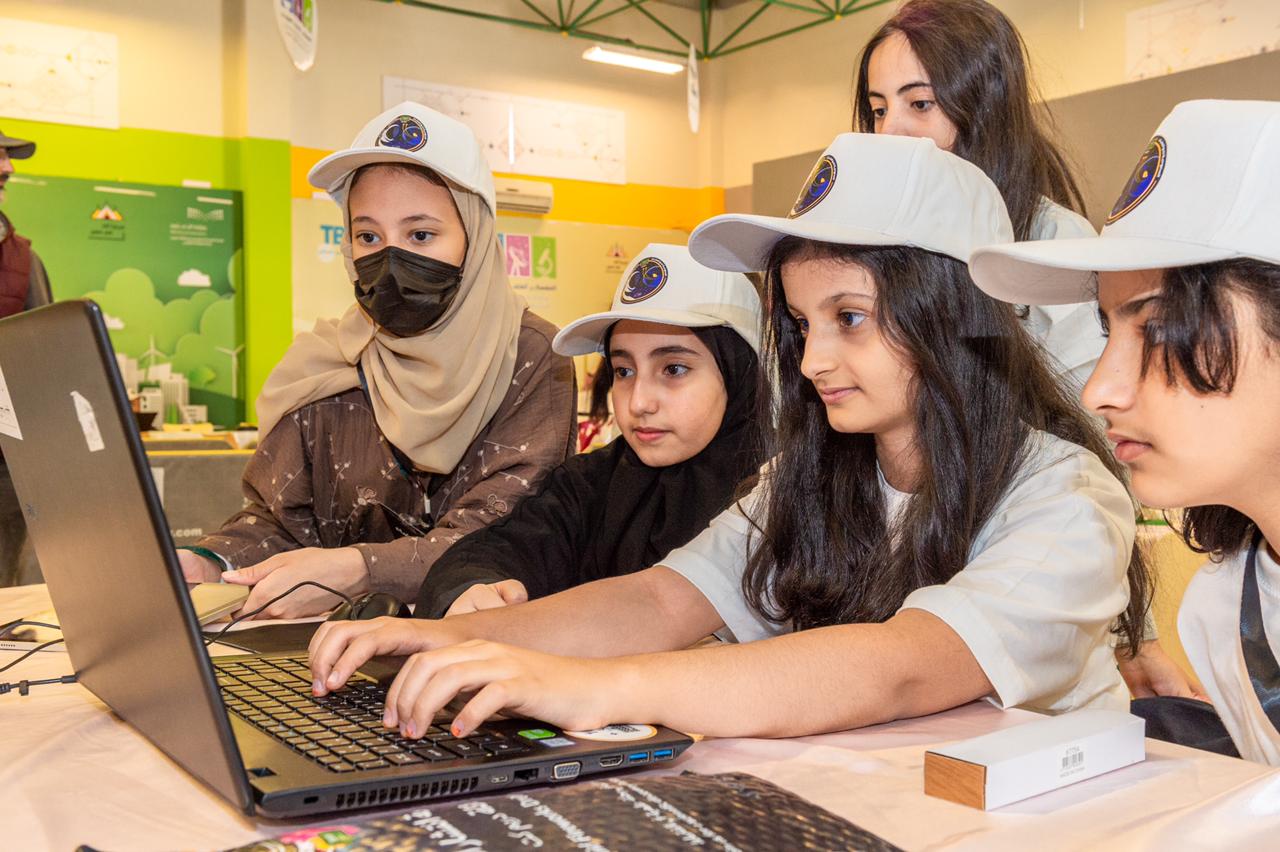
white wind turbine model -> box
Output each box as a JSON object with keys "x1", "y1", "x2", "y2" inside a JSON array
[
  {"x1": 216, "y1": 343, "x2": 245, "y2": 398},
  {"x1": 140, "y1": 335, "x2": 168, "y2": 375}
]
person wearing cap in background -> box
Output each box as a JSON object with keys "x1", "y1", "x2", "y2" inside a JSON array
[
  {"x1": 305, "y1": 134, "x2": 1145, "y2": 743},
  {"x1": 0, "y1": 127, "x2": 52, "y2": 588},
  {"x1": 970, "y1": 99, "x2": 1280, "y2": 765},
  {"x1": 413, "y1": 243, "x2": 763, "y2": 619},
  {"x1": 177, "y1": 103, "x2": 576, "y2": 619}
]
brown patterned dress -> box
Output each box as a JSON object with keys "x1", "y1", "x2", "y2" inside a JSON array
[{"x1": 194, "y1": 310, "x2": 576, "y2": 601}]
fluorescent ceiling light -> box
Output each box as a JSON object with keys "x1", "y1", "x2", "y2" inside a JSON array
[{"x1": 582, "y1": 45, "x2": 684, "y2": 75}]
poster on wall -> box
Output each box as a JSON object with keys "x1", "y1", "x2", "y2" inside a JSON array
[
  {"x1": 0, "y1": 17, "x2": 119, "y2": 128},
  {"x1": 1126, "y1": 0, "x2": 1280, "y2": 81},
  {"x1": 275, "y1": 0, "x2": 319, "y2": 71},
  {"x1": 384, "y1": 76, "x2": 627, "y2": 184},
  {"x1": 291, "y1": 196, "x2": 355, "y2": 334},
  {"x1": 4, "y1": 175, "x2": 245, "y2": 426}
]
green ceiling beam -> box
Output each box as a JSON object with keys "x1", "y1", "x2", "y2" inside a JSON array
[
  {"x1": 577, "y1": 0, "x2": 651, "y2": 29},
  {"x1": 700, "y1": 0, "x2": 712, "y2": 55},
  {"x1": 519, "y1": 0, "x2": 559, "y2": 28},
  {"x1": 568, "y1": 0, "x2": 609, "y2": 28},
  {"x1": 711, "y1": 1, "x2": 770, "y2": 56},
  {"x1": 758, "y1": 0, "x2": 830, "y2": 16},
  {"x1": 375, "y1": 0, "x2": 891, "y2": 61}
]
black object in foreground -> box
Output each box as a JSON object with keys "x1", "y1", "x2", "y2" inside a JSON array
[{"x1": 227, "y1": 771, "x2": 902, "y2": 852}]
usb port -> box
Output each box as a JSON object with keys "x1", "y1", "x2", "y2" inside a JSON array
[
  {"x1": 552, "y1": 761, "x2": 582, "y2": 781},
  {"x1": 599, "y1": 754, "x2": 624, "y2": 768},
  {"x1": 652, "y1": 748, "x2": 674, "y2": 761},
  {"x1": 627, "y1": 751, "x2": 650, "y2": 764}
]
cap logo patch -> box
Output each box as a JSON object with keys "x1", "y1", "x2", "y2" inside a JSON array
[
  {"x1": 1107, "y1": 136, "x2": 1166, "y2": 224},
  {"x1": 377, "y1": 115, "x2": 428, "y2": 152},
  {"x1": 789, "y1": 155, "x2": 837, "y2": 218},
  {"x1": 621, "y1": 257, "x2": 668, "y2": 304}
]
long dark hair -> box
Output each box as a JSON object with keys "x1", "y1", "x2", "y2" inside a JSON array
[
  {"x1": 1134, "y1": 259, "x2": 1280, "y2": 555},
  {"x1": 743, "y1": 239, "x2": 1149, "y2": 649},
  {"x1": 852, "y1": 0, "x2": 1085, "y2": 240}
]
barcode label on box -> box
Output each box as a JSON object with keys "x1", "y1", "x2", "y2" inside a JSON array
[{"x1": 1060, "y1": 746, "x2": 1085, "y2": 777}]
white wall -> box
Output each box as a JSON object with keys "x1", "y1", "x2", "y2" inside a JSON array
[
  {"x1": 710, "y1": 0, "x2": 1243, "y2": 188},
  {"x1": 4, "y1": 0, "x2": 226, "y2": 137},
  {"x1": 269, "y1": 0, "x2": 710, "y2": 188},
  {"x1": 5, "y1": 0, "x2": 1269, "y2": 191}
]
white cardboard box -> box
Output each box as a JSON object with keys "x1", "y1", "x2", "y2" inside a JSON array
[{"x1": 924, "y1": 709, "x2": 1146, "y2": 810}]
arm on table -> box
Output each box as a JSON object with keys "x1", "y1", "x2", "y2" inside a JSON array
[
  {"x1": 311, "y1": 601, "x2": 990, "y2": 740},
  {"x1": 417, "y1": 452, "x2": 609, "y2": 618}
]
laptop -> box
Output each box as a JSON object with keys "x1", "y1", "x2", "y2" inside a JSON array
[{"x1": 0, "y1": 301, "x2": 693, "y2": 818}]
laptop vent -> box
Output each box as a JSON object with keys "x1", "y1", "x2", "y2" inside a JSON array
[{"x1": 333, "y1": 775, "x2": 479, "y2": 811}]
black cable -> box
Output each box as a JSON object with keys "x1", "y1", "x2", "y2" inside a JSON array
[
  {"x1": 0, "y1": 637, "x2": 66, "y2": 675},
  {"x1": 202, "y1": 580, "x2": 352, "y2": 648},
  {"x1": 0, "y1": 673, "x2": 77, "y2": 696},
  {"x1": 0, "y1": 581, "x2": 352, "y2": 696},
  {"x1": 0, "y1": 619, "x2": 62, "y2": 638},
  {"x1": 0, "y1": 623, "x2": 72, "y2": 694}
]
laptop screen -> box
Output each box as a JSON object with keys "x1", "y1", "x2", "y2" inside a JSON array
[{"x1": 0, "y1": 301, "x2": 255, "y2": 813}]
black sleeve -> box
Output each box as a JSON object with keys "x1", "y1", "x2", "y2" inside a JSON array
[{"x1": 413, "y1": 447, "x2": 613, "y2": 619}]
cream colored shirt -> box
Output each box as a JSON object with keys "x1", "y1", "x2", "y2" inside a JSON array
[
  {"x1": 660, "y1": 431, "x2": 1135, "y2": 715},
  {"x1": 1179, "y1": 544, "x2": 1280, "y2": 765},
  {"x1": 1023, "y1": 200, "x2": 1106, "y2": 392}
]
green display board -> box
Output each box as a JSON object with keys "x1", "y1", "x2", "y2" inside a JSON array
[{"x1": 4, "y1": 173, "x2": 245, "y2": 426}]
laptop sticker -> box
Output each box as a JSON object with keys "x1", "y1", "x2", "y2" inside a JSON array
[
  {"x1": 537, "y1": 737, "x2": 576, "y2": 748},
  {"x1": 518, "y1": 728, "x2": 557, "y2": 740},
  {"x1": 565, "y1": 724, "x2": 659, "y2": 742},
  {"x1": 0, "y1": 365, "x2": 20, "y2": 440},
  {"x1": 71, "y1": 391, "x2": 105, "y2": 452}
]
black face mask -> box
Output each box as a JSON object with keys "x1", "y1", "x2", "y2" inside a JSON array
[{"x1": 353, "y1": 246, "x2": 463, "y2": 337}]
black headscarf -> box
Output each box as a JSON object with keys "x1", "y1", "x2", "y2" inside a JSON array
[
  {"x1": 415, "y1": 323, "x2": 763, "y2": 617},
  {"x1": 586, "y1": 323, "x2": 761, "y2": 576}
]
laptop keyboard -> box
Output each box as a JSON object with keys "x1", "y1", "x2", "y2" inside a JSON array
[{"x1": 215, "y1": 656, "x2": 534, "y2": 773}]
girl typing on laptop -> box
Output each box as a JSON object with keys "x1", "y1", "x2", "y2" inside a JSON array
[{"x1": 306, "y1": 134, "x2": 1147, "y2": 741}]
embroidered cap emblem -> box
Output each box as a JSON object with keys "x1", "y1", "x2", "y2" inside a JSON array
[{"x1": 621, "y1": 257, "x2": 669, "y2": 303}]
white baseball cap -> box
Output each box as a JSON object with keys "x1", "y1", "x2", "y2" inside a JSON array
[
  {"x1": 308, "y1": 101, "x2": 496, "y2": 212},
  {"x1": 688, "y1": 133, "x2": 1013, "y2": 273},
  {"x1": 970, "y1": 99, "x2": 1280, "y2": 306},
  {"x1": 553, "y1": 243, "x2": 763, "y2": 355}
]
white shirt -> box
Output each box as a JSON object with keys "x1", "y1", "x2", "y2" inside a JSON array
[
  {"x1": 660, "y1": 430, "x2": 1135, "y2": 714},
  {"x1": 1179, "y1": 543, "x2": 1280, "y2": 765},
  {"x1": 1023, "y1": 200, "x2": 1106, "y2": 392}
]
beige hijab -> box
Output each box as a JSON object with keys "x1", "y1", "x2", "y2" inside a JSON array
[{"x1": 256, "y1": 176, "x2": 526, "y2": 474}]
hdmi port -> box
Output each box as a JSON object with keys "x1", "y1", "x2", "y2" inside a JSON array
[{"x1": 599, "y1": 754, "x2": 624, "y2": 768}]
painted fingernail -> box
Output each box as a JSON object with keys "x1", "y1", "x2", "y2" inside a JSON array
[
  {"x1": 451, "y1": 722, "x2": 463, "y2": 737},
  {"x1": 312, "y1": 679, "x2": 324, "y2": 695},
  {"x1": 406, "y1": 721, "x2": 417, "y2": 738}
]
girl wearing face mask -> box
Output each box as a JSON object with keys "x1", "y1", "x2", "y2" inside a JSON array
[
  {"x1": 857, "y1": 0, "x2": 1190, "y2": 698},
  {"x1": 972, "y1": 100, "x2": 1280, "y2": 764},
  {"x1": 413, "y1": 244, "x2": 762, "y2": 619},
  {"x1": 305, "y1": 135, "x2": 1147, "y2": 742},
  {"x1": 177, "y1": 103, "x2": 576, "y2": 618}
]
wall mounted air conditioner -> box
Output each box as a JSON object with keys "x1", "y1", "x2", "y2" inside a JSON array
[{"x1": 495, "y1": 178, "x2": 554, "y2": 215}]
